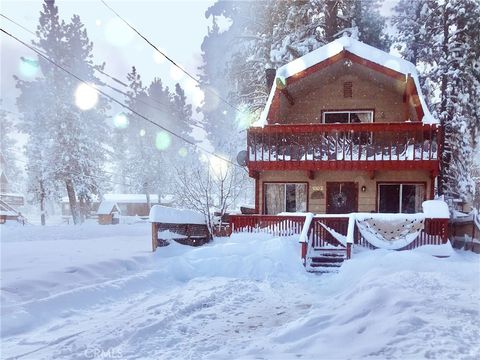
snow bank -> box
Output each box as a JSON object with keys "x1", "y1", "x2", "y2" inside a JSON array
[
  {"x1": 422, "y1": 199, "x2": 450, "y2": 218},
  {"x1": 149, "y1": 205, "x2": 206, "y2": 224},
  {"x1": 1, "y1": 225, "x2": 479, "y2": 359}
]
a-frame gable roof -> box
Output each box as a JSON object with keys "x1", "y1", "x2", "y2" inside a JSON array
[{"x1": 255, "y1": 35, "x2": 436, "y2": 126}]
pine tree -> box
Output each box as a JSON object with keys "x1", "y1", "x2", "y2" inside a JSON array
[
  {"x1": 16, "y1": 0, "x2": 110, "y2": 224},
  {"x1": 0, "y1": 105, "x2": 21, "y2": 190},
  {"x1": 393, "y1": 0, "x2": 480, "y2": 203}
]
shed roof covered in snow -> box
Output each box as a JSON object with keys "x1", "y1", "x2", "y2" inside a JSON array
[
  {"x1": 149, "y1": 205, "x2": 206, "y2": 225},
  {"x1": 96, "y1": 201, "x2": 120, "y2": 215},
  {"x1": 255, "y1": 35, "x2": 436, "y2": 126}
]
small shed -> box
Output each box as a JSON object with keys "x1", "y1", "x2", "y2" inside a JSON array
[
  {"x1": 149, "y1": 205, "x2": 212, "y2": 250},
  {"x1": 97, "y1": 201, "x2": 121, "y2": 225}
]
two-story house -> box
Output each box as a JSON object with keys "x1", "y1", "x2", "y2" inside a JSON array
[{"x1": 247, "y1": 36, "x2": 441, "y2": 216}]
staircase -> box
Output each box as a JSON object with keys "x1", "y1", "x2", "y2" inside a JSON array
[{"x1": 306, "y1": 248, "x2": 347, "y2": 273}]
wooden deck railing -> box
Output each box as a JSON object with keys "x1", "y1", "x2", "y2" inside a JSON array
[
  {"x1": 229, "y1": 214, "x2": 306, "y2": 236},
  {"x1": 229, "y1": 215, "x2": 449, "y2": 251},
  {"x1": 247, "y1": 122, "x2": 442, "y2": 171}
]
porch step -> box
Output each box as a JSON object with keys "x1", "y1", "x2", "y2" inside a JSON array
[{"x1": 307, "y1": 248, "x2": 347, "y2": 273}]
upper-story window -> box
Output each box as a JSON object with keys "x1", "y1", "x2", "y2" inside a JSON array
[{"x1": 322, "y1": 110, "x2": 373, "y2": 124}]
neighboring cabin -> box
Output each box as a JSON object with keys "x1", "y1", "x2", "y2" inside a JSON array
[
  {"x1": 96, "y1": 194, "x2": 174, "y2": 225},
  {"x1": 247, "y1": 36, "x2": 441, "y2": 216}
]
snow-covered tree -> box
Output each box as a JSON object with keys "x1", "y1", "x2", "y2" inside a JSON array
[
  {"x1": 15, "y1": 0, "x2": 110, "y2": 224},
  {"x1": 393, "y1": 0, "x2": 480, "y2": 203},
  {"x1": 0, "y1": 105, "x2": 21, "y2": 190}
]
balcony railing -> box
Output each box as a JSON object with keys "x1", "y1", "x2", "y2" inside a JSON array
[{"x1": 247, "y1": 122, "x2": 442, "y2": 172}]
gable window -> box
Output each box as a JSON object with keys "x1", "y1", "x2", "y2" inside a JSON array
[
  {"x1": 377, "y1": 183, "x2": 425, "y2": 213},
  {"x1": 323, "y1": 110, "x2": 373, "y2": 124},
  {"x1": 264, "y1": 183, "x2": 307, "y2": 214}
]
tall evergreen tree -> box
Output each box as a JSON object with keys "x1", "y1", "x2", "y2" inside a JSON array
[
  {"x1": 0, "y1": 105, "x2": 21, "y2": 190},
  {"x1": 393, "y1": 0, "x2": 480, "y2": 203},
  {"x1": 16, "y1": 0, "x2": 110, "y2": 224}
]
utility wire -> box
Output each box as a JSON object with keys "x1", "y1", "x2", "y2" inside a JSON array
[
  {"x1": 99, "y1": 0, "x2": 245, "y2": 115},
  {"x1": 0, "y1": 27, "x2": 240, "y2": 168},
  {"x1": 0, "y1": 13, "x2": 205, "y2": 131}
]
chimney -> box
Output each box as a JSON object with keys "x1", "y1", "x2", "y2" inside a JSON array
[{"x1": 265, "y1": 68, "x2": 276, "y2": 91}]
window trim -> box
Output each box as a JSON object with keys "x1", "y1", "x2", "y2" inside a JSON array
[
  {"x1": 376, "y1": 181, "x2": 427, "y2": 213},
  {"x1": 321, "y1": 109, "x2": 375, "y2": 124},
  {"x1": 262, "y1": 181, "x2": 309, "y2": 214}
]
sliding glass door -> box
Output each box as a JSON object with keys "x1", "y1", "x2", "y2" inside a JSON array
[{"x1": 264, "y1": 183, "x2": 307, "y2": 214}]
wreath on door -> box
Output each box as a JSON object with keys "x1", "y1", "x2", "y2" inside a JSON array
[{"x1": 332, "y1": 191, "x2": 347, "y2": 208}]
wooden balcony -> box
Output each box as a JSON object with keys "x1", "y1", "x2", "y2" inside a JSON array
[{"x1": 247, "y1": 123, "x2": 442, "y2": 173}]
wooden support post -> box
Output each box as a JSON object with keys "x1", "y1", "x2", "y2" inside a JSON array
[
  {"x1": 152, "y1": 222, "x2": 158, "y2": 252},
  {"x1": 346, "y1": 243, "x2": 352, "y2": 260},
  {"x1": 301, "y1": 242, "x2": 307, "y2": 266}
]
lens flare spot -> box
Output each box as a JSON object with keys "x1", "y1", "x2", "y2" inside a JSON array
[
  {"x1": 155, "y1": 131, "x2": 171, "y2": 150},
  {"x1": 113, "y1": 113, "x2": 129, "y2": 129},
  {"x1": 178, "y1": 147, "x2": 188, "y2": 157},
  {"x1": 208, "y1": 154, "x2": 230, "y2": 178},
  {"x1": 105, "y1": 18, "x2": 133, "y2": 47},
  {"x1": 75, "y1": 83, "x2": 98, "y2": 111},
  {"x1": 139, "y1": 128, "x2": 146, "y2": 137},
  {"x1": 235, "y1": 106, "x2": 257, "y2": 130},
  {"x1": 19, "y1": 57, "x2": 39, "y2": 77}
]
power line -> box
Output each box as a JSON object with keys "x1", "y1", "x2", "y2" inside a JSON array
[
  {"x1": 0, "y1": 27, "x2": 240, "y2": 168},
  {"x1": 0, "y1": 13, "x2": 205, "y2": 131},
  {"x1": 99, "y1": 0, "x2": 245, "y2": 115}
]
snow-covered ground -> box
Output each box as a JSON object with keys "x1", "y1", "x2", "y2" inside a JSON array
[{"x1": 1, "y1": 223, "x2": 479, "y2": 359}]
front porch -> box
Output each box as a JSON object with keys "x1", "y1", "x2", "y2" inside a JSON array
[{"x1": 229, "y1": 213, "x2": 450, "y2": 272}]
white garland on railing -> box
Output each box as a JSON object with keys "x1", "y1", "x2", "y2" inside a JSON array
[{"x1": 355, "y1": 213, "x2": 425, "y2": 250}]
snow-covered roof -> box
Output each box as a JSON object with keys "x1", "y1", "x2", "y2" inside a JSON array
[
  {"x1": 149, "y1": 205, "x2": 206, "y2": 225},
  {"x1": 103, "y1": 194, "x2": 159, "y2": 203},
  {"x1": 255, "y1": 35, "x2": 437, "y2": 127},
  {"x1": 61, "y1": 193, "x2": 173, "y2": 204},
  {"x1": 97, "y1": 201, "x2": 119, "y2": 215},
  {"x1": 0, "y1": 193, "x2": 24, "y2": 198}
]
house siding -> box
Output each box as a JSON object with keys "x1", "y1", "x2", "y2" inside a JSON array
[
  {"x1": 278, "y1": 69, "x2": 416, "y2": 124},
  {"x1": 258, "y1": 170, "x2": 432, "y2": 214}
]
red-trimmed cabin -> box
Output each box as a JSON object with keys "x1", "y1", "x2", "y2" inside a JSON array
[{"x1": 246, "y1": 36, "x2": 442, "y2": 216}]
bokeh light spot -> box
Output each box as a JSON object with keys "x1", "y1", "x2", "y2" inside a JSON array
[
  {"x1": 113, "y1": 113, "x2": 129, "y2": 129},
  {"x1": 19, "y1": 57, "x2": 39, "y2": 78},
  {"x1": 178, "y1": 147, "x2": 188, "y2": 157},
  {"x1": 139, "y1": 129, "x2": 146, "y2": 137},
  {"x1": 155, "y1": 131, "x2": 171, "y2": 150},
  {"x1": 75, "y1": 83, "x2": 98, "y2": 111},
  {"x1": 105, "y1": 18, "x2": 133, "y2": 47}
]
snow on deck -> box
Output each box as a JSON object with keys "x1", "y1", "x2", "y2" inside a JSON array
[{"x1": 1, "y1": 224, "x2": 479, "y2": 359}]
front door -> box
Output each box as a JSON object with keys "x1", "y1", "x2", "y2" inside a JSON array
[{"x1": 326, "y1": 182, "x2": 358, "y2": 214}]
